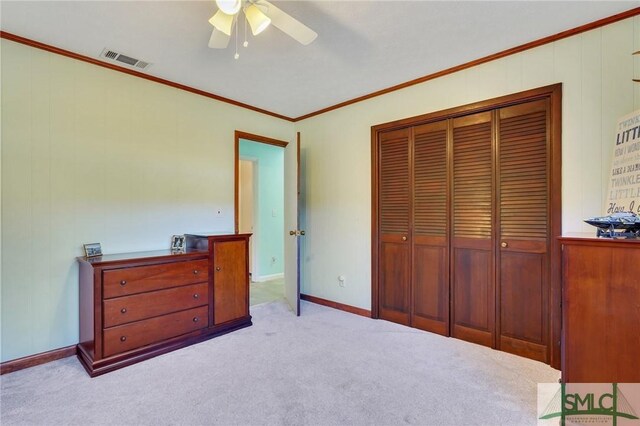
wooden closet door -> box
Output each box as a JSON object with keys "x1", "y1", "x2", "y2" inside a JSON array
[
  {"x1": 412, "y1": 121, "x2": 449, "y2": 335},
  {"x1": 497, "y1": 99, "x2": 550, "y2": 362},
  {"x1": 378, "y1": 128, "x2": 411, "y2": 325},
  {"x1": 451, "y1": 112, "x2": 495, "y2": 347}
]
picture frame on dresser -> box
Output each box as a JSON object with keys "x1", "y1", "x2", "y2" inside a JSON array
[
  {"x1": 170, "y1": 235, "x2": 186, "y2": 253},
  {"x1": 83, "y1": 243, "x2": 102, "y2": 258}
]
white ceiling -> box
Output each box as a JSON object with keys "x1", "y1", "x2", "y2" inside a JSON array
[{"x1": 1, "y1": 1, "x2": 638, "y2": 118}]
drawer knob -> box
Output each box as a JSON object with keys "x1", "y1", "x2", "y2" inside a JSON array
[
  {"x1": 193, "y1": 317, "x2": 199, "y2": 323},
  {"x1": 193, "y1": 270, "x2": 199, "y2": 275},
  {"x1": 120, "y1": 308, "x2": 127, "y2": 314},
  {"x1": 215, "y1": 266, "x2": 221, "y2": 272},
  {"x1": 402, "y1": 236, "x2": 407, "y2": 241},
  {"x1": 120, "y1": 336, "x2": 127, "y2": 342},
  {"x1": 501, "y1": 242, "x2": 508, "y2": 248},
  {"x1": 193, "y1": 293, "x2": 199, "y2": 299},
  {"x1": 120, "y1": 280, "x2": 127, "y2": 286}
]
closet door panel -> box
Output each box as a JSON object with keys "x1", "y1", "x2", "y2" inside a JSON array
[
  {"x1": 413, "y1": 239, "x2": 447, "y2": 334},
  {"x1": 378, "y1": 128, "x2": 411, "y2": 325},
  {"x1": 497, "y1": 99, "x2": 549, "y2": 362},
  {"x1": 451, "y1": 112, "x2": 494, "y2": 347},
  {"x1": 412, "y1": 121, "x2": 449, "y2": 335},
  {"x1": 380, "y1": 238, "x2": 411, "y2": 324},
  {"x1": 452, "y1": 246, "x2": 492, "y2": 346}
]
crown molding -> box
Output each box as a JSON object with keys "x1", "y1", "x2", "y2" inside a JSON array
[
  {"x1": 3, "y1": 6, "x2": 639, "y2": 124},
  {"x1": 292, "y1": 6, "x2": 640, "y2": 122},
  {"x1": 0, "y1": 31, "x2": 295, "y2": 122}
]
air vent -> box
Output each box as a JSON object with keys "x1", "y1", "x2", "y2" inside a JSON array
[{"x1": 99, "y1": 48, "x2": 152, "y2": 71}]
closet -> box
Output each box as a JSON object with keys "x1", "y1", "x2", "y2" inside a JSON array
[{"x1": 372, "y1": 85, "x2": 561, "y2": 367}]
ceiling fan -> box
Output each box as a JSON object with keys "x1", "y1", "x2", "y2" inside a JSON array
[{"x1": 208, "y1": 0, "x2": 317, "y2": 57}]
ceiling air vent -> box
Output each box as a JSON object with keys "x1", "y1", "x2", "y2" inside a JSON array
[{"x1": 99, "y1": 48, "x2": 152, "y2": 71}]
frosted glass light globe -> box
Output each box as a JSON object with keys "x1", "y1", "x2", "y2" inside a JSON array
[{"x1": 216, "y1": 0, "x2": 241, "y2": 15}]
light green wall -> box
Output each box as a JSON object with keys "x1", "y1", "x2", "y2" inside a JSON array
[
  {"x1": 0, "y1": 39, "x2": 294, "y2": 362},
  {"x1": 239, "y1": 139, "x2": 284, "y2": 278},
  {"x1": 2, "y1": 15, "x2": 639, "y2": 362},
  {"x1": 295, "y1": 16, "x2": 640, "y2": 311}
]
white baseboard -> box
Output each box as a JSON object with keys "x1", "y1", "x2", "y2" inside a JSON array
[{"x1": 252, "y1": 273, "x2": 284, "y2": 283}]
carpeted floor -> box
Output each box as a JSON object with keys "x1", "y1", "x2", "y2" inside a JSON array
[
  {"x1": 1, "y1": 300, "x2": 559, "y2": 425},
  {"x1": 250, "y1": 278, "x2": 284, "y2": 306}
]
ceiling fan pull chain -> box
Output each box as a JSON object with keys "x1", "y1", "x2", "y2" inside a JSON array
[
  {"x1": 243, "y1": 11, "x2": 249, "y2": 48},
  {"x1": 234, "y1": 14, "x2": 240, "y2": 60}
]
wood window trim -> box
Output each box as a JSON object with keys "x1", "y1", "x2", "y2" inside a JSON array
[
  {"x1": 234, "y1": 131, "x2": 289, "y2": 234},
  {"x1": 370, "y1": 83, "x2": 562, "y2": 368}
]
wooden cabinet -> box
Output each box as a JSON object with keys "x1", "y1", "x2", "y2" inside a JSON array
[
  {"x1": 560, "y1": 236, "x2": 640, "y2": 383},
  {"x1": 372, "y1": 85, "x2": 562, "y2": 367},
  {"x1": 77, "y1": 233, "x2": 251, "y2": 377},
  {"x1": 185, "y1": 233, "x2": 251, "y2": 326}
]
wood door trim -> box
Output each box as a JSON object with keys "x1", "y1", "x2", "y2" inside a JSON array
[
  {"x1": 234, "y1": 131, "x2": 289, "y2": 234},
  {"x1": 549, "y1": 86, "x2": 563, "y2": 369},
  {"x1": 372, "y1": 84, "x2": 562, "y2": 133},
  {"x1": 371, "y1": 126, "x2": 380, "y2": 318},
  {"x1": 293, "y1": 7, "x2": 639, "y2": 122},
  {"x1": 371, "y1": 84, "x2": 562, "y2": 368},
  {"x1": 0, "y1": 345, "x2": 77, "y2": 375}
]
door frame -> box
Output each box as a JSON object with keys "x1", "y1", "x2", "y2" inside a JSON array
[
  {"x1": 234, "y1": 130, "x2": 289, "y2": 234},
  {"x1": 370, "y1": 84, "x2": 562, "y2": 368},
  {"x1": 238, "y1": 156, "x2": 259, "y2": 277}
]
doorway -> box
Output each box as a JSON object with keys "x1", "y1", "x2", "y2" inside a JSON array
[{"x1": 235, "y1": 132, "x2": 287, "y2": 307}]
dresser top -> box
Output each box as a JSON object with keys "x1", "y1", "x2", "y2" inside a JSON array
[
  {"x1": 559, "y1": 233, "x2": 640, "y2": 246},
  {"x1": 186, "y1": 232, "x2": 252, "y2": 238},
  {"x1": 77, "y1": 249, "x2": 208, "y2": 266}
]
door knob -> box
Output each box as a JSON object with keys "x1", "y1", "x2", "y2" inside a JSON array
[
  {"x1": 501, "y1": 242, "x2": 508, "y2": 248},
  {"x1": 300, "y1": 230, "x2": 306, "y2": 236},
  {"x1": 289, "y1": 230, "x2": 296, "y2": 235}
]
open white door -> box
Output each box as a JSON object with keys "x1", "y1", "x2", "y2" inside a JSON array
[{"x1": 284, "y1": 132, "x2": 301, "y2": 315}]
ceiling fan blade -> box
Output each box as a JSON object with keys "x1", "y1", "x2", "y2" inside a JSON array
[
  {"x1": 208, "y1": 28, "x2": 231, "y2": 49},
  {"x1": 259, "y1": 0, "x2": 317, "y2": 45}
]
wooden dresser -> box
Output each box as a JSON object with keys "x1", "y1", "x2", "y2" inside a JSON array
[
  {"x1": 78, "y1": 233, "x2": 251, "y2": 376},
  {"x1": 560, "y1": 235, "x2": 640, "y2": 383}
]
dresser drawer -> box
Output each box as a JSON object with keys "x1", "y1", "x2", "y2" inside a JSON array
[
  {"x1": 103, "y1": 306, "x2": 208, "y2": 358},
  {"x1": 103, "y1": 283, "x2": 208, "y2": 328},
  {"x1": 103, "y1": 259, "x2": 208, "y2": 299}
]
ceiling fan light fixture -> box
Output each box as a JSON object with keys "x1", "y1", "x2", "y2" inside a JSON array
[
  {"x1": 209, "y1": 10, "x2": 234, "y2": 36},
  {"x1": 216, "y1": 0, "x2": 242, "y2": 15},
  {"x1": 245, "y1": 4, "x2": 271, "y2": 36}
]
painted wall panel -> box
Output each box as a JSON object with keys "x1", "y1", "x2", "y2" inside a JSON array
[
  {"x1": 0, "y1": 39, "x2": 294, "y2": 361},
  {"x1": 295, "y1": 17, "x2": 639, "y2": 311}
]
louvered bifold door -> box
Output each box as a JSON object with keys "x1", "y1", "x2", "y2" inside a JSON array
[
  {"x1": 451, "y1": 112, "x2": 495, "y2": 348},
  {"x1": 497, "y1": 99, "x2": 550, "y2": 363},
  {"x1": 378, "y1": 128, "x2": 411, "y2": 326},
  {"x1": 412, "y1": 121, "x2": 449, "y2": 335}
]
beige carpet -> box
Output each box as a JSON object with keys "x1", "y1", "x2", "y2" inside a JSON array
[
  {"x1": 1, "y1": 300, "x2": 559, "y2": 425},
  {"x1": 250, "y1": 277, "x2": 284, "y2": 306}
]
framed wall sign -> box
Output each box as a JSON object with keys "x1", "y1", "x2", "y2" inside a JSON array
[{"x1": 606, "y1": 109, "x2": 640, "y2": 214}]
